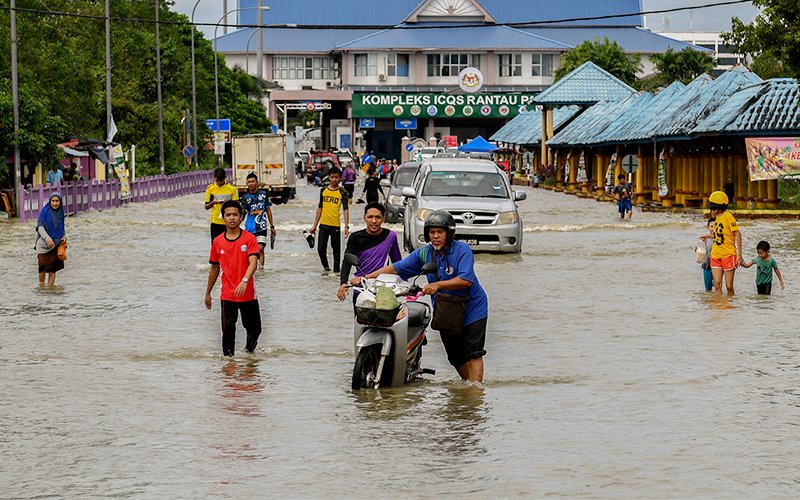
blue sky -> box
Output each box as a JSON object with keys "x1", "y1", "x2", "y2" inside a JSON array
[{"x1": 171, "y1": 0, "x2": 759, "y2": 38}]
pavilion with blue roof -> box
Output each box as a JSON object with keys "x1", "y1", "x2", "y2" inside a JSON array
[
  {"x1": 217, "y1": 0, "x2": 707, "y2": 159},
  {"x1": 492, "y1": 62, "x2": 798, "y2": 209}
]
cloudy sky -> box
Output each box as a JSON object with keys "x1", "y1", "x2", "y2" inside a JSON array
[{"x1": 171, "y1": 0, "x2": 759, "y2": 38}]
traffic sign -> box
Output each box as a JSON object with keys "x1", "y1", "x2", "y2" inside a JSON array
[
  {"x1": 206, "y1": 119, "x2": 231, "y2": 132},
  {"x1": 359, "y1": 118, "x2": 375, "y2": 129},
  {"x1": 405, "y1": 143, "x2": 414, "y2": 152},
  {"x1": 395, "y1": 118, "x2": 417, "y2": 130},
  {"x1": 305, "y1": 102, "x2": 317, "y2": 111},
  {"x1": 182, "y1": 146, "x2": 195, "y2": 158}
]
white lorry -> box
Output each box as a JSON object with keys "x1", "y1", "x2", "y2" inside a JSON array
[{"x1": 232, "y1": 134, "x2": 296, "y2": 204}]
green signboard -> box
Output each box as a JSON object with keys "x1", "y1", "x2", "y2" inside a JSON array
[{"x1": 352, "y1": 93, "x2": 537, "y2": 119}]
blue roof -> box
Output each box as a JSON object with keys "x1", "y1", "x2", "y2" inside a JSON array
[
  {"x1": 491, "y1": 106, "x2": 581, "y2": 145},
  {"x1": 237, "y1": 0, "x2": 644, "y2": 27},
  {"x1": 237, "y1": 0, "x2": 421, "y2": 26},
  {"x1": 693, "y1": 79, "x2": 800, "y2": 135},
  {"x1": 652, "y1": 67, "x2": 762, "y2": 139},
  {"x1": 547, "y1": 96, "x2": 641, "y2": 147},
  {"x1": 547, "y1": 67, "x2": 769, "y2": 147},
  {"x1": 479, "y1": 0, "x2": 643, "y2": 26},
  {"x1": 533, "y1": 61, "x2": 637, "y2": 105},
  {"x1": 214, "y1": 28, "x2": 379, "y2": 53},
  {"x1": 520, "y1": 27, "x2": 706, "y2": 54},
  {"x1": 335, "y1": 25, "x2": 572, "y2": 50}
]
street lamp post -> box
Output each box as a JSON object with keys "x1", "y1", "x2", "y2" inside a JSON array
[
  {"x1": 10, "y1": 0, "x2": 20, "y2": 194},
  {"x1": 155, "y1": 0, "x2": 165, "y2": 175},
  {"x1": 213, "y1": 6, "x2": 269, "y2": 166},
  {"x1": 190, "y1": 0, "x2": 202, "y2": 167}
]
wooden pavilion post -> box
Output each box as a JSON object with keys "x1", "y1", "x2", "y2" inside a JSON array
[{"x1": 635, "y1": 145, "x2": 646, "y2": 204}]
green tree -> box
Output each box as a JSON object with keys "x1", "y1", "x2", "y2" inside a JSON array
[
  {"x1": 554, "y1": 38, "x2": 642, "y2": 86},
  {"x1": 0, "y1": 0, "x2": 272, "y2": 181},
  {"x1": 723, "y1": 0, "x2": 800, "y2": 79},
  {"x1": 640, "y1": 47, "x2": 716, "y2": 91}
]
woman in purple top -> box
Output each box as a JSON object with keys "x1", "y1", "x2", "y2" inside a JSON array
[{"x1": 337, "y1": 202, "x2": 402, "y2": 302}]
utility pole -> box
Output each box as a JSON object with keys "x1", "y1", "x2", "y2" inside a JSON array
[
  {"x1": 155, "y1": 0, "x2": 165, "y2": 175},
  {"x1": 10, "y1": 0, "x2": 21, "y2": 193},
  {"x1": 105, "y1": 0, "x2": 112, "y2": 138},
  {"x1": 257, "y1": 0, "x2": 264, "y2": 79}
]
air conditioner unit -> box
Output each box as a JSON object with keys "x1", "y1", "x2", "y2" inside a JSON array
[
  {"x1": 325, "y1": 81, "x2": 334, "y2": 88},
  {"x1": 378, "y1": 74, "x2": 387, "y2": 81}
]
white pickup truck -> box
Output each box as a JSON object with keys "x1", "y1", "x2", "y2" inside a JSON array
[{"x1": 232, "y1": 134, "x2": 296, "y2": 204}]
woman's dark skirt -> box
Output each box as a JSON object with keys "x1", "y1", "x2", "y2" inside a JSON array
[{"x1": 38, "y1": 249, "x2": 64, "y2": 273}]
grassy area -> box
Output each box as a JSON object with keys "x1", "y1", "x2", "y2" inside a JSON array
[{"x1": 778, "y1": 178, "x2": 800, "y2": 209}]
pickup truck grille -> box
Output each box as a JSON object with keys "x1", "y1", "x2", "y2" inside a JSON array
[{"x1": 449, "y1": 210, "x2": 497, "y2": 225}]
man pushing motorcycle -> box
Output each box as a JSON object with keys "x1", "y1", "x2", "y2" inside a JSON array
[{"x1": 349, "y1": 211, "x2": 488, "y2": 382}]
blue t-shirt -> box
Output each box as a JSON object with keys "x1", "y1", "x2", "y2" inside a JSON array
[
  {"x1": 240, "y1": 190, "x2": 272, "y2": 234},
  {"x1": 393, "y1": 241, "x2": 488, "y2": 326}
]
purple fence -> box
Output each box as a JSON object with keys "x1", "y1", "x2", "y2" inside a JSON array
[{"x1": 17, "y1": 170, "x2": 220, "y2": 223}]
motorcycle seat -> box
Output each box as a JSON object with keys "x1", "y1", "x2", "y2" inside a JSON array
[{"x1": 406, "y1": 302, "x2": 429, "y2": 330}]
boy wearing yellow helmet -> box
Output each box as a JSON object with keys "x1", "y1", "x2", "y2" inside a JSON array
[{"x1": 708, "y1": 191, "x2": 743, "y2": 295}]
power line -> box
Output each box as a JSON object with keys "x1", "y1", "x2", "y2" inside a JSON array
[{"x1": 1, "y1": 0, "x2": 753, "y2": 31}]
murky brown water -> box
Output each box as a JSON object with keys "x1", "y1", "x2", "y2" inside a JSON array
[{"x1": 2, "y1": 182, "x2": 800, "y2": 497}]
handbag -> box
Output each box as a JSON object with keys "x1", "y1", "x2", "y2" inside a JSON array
[
  {"x1": 430, "y1": 250, "x2": 469, "y2": 334},
  {"x1": 57, "y1": 240, "x2": 68, "y2": 261},
  {"x1": 431, "y1": 292, "x2": 468, "y2": 333}
]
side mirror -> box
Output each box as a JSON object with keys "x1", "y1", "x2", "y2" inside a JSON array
[
  {"x1": 514, "y1": 190, "x2": 527, "y2": 201},
  {"x1": 421, "y1": 262, "x2": 437, "y2": 274},
  {"x1": 379, "y1": 179, "x2": 391, "y2": 188},
  {"x1": 343, "y1": 253, "x2": 360, "y2": 267},
  {"x1": 401, "y1": 187, "x2": 416, "y2": 198}
]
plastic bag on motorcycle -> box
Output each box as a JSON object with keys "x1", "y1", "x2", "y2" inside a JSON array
[{"x1": 355, "y1": 286, "x2": 401, "y2": 327}]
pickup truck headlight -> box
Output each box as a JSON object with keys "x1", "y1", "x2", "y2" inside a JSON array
[
  {"x1": 497, "y1": 211, "x2": 519, "y2": 225},
  {"x1": 417, "y1": 208, "x2": 432, "y2": 221},
  {"x1": 388, "y1": 195, "x2": 404, "y2": 206}
]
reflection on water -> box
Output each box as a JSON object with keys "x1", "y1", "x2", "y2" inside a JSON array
[
  {"x1": 218, "y1": 359, "x2": 265, "y2": 418},
  {"x1": 436, "y1": 384, "x2": 487, "y2": 457}
]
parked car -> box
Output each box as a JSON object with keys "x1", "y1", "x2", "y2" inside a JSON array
[
  {"x1": 419, "y1": 146, "x2": 444, "y2": 160},
  {"x1": 295, "y1": 150, "x2": 310, "y2": 176},
  {"x1": 402, "y1": 158, "x2": 526, "y2": 253},
  {"x1": 335, "y1": 149, "x2": 356, "y2": 169},
  {"x1": 305, "y1": 153, "x2": 340, "y2": 184},
  {"x1": 382, "y1": 162, "x2": 421, "y2": 223}
]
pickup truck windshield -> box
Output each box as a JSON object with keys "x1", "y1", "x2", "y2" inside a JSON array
[{"x1": 422, "y1": 171, "x2": 509, "y2": 198}]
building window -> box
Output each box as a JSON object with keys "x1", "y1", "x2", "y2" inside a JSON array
[
  {"x1": 532, "y1": 54, "x2": 554, "y2": 77},
  {"x1": 272, "y1": 56, "x2": 337, "y2": 80},
  {"x1": 388, "y1": 53, "x2": 410, "y2": 77},
  {"x1": 498, "y1": 53, "x2": 522, "y2": 77},
  {"x1": 426, "y1": 53, "x2": 481, "y2": 77},
  {"x1": 354, "y1": 53, "x2": 377, "y2": 77}
]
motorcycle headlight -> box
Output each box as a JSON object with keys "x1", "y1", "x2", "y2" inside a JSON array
[
  {"x1": 388, "y1": 195, "x2": 404, "y2": 206},
  {"x1": 417, "y1": 208, "x2": 432, "y2": 222},
  {"x1": 497, "y1": 211, "x2": 519, "y2": 225}
]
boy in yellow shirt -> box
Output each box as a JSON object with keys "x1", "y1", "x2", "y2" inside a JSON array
[
  {"x1": 204, "y1": 168, "x2": 239, "y2": 241},
  {"x1": 708, "y1": 191, "x2": 743, "y2": 295},
  {"x1": 308, "y1": 167, "x2": 349, "y2": 273}
]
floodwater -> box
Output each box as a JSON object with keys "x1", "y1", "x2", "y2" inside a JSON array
[{"x1": 2, "y1": 180, "x2": 800, "y2": 498}]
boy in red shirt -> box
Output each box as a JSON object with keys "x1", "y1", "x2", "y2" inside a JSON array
[{"x1": 204, "y1": 200, "x2": 262, "y2": 356}]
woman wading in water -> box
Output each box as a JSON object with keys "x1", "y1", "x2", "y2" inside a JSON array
[{"x1": 35, "y1": 193, "x2": 67, "y2": 287}]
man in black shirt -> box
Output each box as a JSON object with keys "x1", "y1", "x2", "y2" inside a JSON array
[{"x1": 337, "y1": 203, "x2": 402, "y2": 302}]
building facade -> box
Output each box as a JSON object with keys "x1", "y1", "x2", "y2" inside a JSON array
[
  {"x1": 657, "y1": 31, "x2": 750, "y2": 75},
  {"x1": 216, "y1": 0, "x2": 702, "y2": 159}
]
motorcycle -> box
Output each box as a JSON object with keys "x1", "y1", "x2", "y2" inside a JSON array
[{"x1": 344, "y1": 253, "x2": 437, "y2": 390}]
